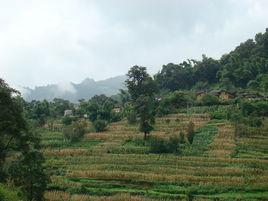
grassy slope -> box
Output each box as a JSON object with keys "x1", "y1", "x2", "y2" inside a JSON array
[
  {"x1": 0, "y1": 184, "x2": 25, "y2": 201},
  {"x1": 42, "y1": 114, "x2": 268, "y2": 201}
]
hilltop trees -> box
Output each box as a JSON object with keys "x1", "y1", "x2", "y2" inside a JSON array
[
  {"x1": 76, "y1": 94, "x2": 121, "y2": 132},
  {"x1": 126, "y1": 66, "x2": 157, "y2": 140},
  {"x1": 155, "y1": 61, "x2": 195, "y2": 91},
  {"x1": 51, "y1": 98, "x2": 74, "y2": 117},
  {"x1": 153, "y1": 28, "x2": 268, "y2": 92},
  {"x1": 0, "y1": 79, "x2": 48, "y2": 201},
  {"x1": 28, "y1": 100, "x2": 50, "y2": 126}
]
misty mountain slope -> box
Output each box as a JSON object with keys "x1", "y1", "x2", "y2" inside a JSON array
[{"x1": 23, "y1": 75, "x2": 126, "y2": 102}]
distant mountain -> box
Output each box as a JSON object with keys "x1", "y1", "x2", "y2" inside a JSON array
[{"x1": 22, "y1": 75, "x2": 126, "y2": 102}]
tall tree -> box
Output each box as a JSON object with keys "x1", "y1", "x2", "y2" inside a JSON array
[
  {"x1": 126, "y1": 66, "x2": 157, "y2": 140},
  {"x1": 0, "y1": 79, "x2": 27, "y2": 176},
  {"x1": 0, "y1": 78, "x2": 48, "y2": 201}
]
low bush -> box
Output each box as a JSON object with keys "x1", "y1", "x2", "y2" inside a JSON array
[
  {"x1": 210, "y1": 107, "x2": 229, "y2": 119},
  {"x1": 93, "y1": 120, "x2": 107, "y2": 132},
  {"x1": 148, "y1": 135, "x2": 180, "y2": 154},
  {"x1": 200, "y1": 94, "x2": 219, "y2": 106},
  {"x1": 127, "y1": 111, "x2": 137, "y2": 125},
  {"x1": 110, "y1": 112, "x2": 122, "y2": 123},
  {"x1": 241, "y1": 100, "x2": 268, "y2": 117},
  {"x1": 63, "y1": 120, "x2": 86, "y2": 142},
  {"x1": 234, "y1": 123, "x2": 250, "y2": 137},
  {"x1": 62, "y1": 116, "x2": 78, "y2": 125},
  {"x1": 0, "y1": 184, "x2": 25, "y2": 201},
  {"x1": 186, "y1": 121, "x2": 195, "y2": 144}
]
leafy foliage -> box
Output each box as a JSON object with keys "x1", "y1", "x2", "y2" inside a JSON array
[
  {"x1": 8, "y1": 150, "x2": 48, "y2": 201},
  {"x1": 93, "y1": 119, "x2": 108, "y2": 132},
  {"x1": 63, "y1": 120, "x2": 87, "y2": 142},
  {"x1": 62, "y1": 116, "x2": 78, "y2": 126},
  {"x1": 156, "y1": 91, "x2": 194, "y2": 116},
  {"x1": 0, "y1": 184, "x2": 25, "y2": 201},
  {"x1": 199, "y1": 94, "x2": 219, "y2": 106},
  {"x1": 155, "y1": 28, "x2": 268, "y2": 92},
  {"x1": 126, "y1": 66, "x2": 157, "y2": 139},
  {"x1": 0, "y1": 79, "x2": 48, "y2": 201},
  {"x1": 148, "y1": 135, "x2": 181, "y2": 154},
  {"x1": 186, "y1": 121, "x2": 195, "y2": 144}
]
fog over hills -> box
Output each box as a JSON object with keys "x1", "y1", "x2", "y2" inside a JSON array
[{"x1": 22, "y1": 75, "x2": 126, "y2": 102}]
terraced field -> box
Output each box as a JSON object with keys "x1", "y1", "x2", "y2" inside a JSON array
[{"x1": 42, "y1": 114, "x2": 268, "y2": 201}]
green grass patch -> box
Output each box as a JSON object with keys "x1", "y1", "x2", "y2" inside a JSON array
[{"x1": 181, "y1": 123, "x2": 218, "y2": 156}]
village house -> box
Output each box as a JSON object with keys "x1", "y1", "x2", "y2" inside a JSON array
[
  {"x1": 64, "y1": 109, "x2": 73, "y2": 116},
  {"x1": 212, "y1": 89, "x2": 236, "y2": 100},
  {"x1": 240, "y1": 93, "x2": 264, "y2": 101},
  {"x1": 197, "y1": 89, "x2": 236, "y2": 101},
  {"x1": 112, "y1": 107, "x2": 121, "y2": 113}
]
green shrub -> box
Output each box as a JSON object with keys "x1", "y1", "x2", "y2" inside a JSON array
[
  {"x1": 62, "y1": 116, "x2": 77, "y2": 125},
  {"x1": 244, "y1": 117, "x2": 263, "y2": 127},
  {"x1": 0, "y1": 184, "x2": 25, "y2": 201},
  {"x1": 127, "y1": 111, "x2": 137, "y2": 124},
  {"x1": 241, "y1": 100, "x2": 268, "y2": 117},
  {"x1": 110, "y1": 112, "x2": 122, "y2": 123},
  {"x1": 210, "y1": 108, "x2": 228, "y2": 119},
  {"x1": 165, "y1": 119, "x2": 171, "y2": 124},
  {"x1": 186, "y1": 121, "x2": 195, "y2": 144},
  {"x1": 175, "y1": 118, "x2": 180, "y2": 123},
  {"x1": 148, "y1": 135, "x2": 180, "y2": 154},
  {"x1": 63, "y1": 120, "x2": 86, "y2": 142},
  {"x1": 234, "y1": 123, "x2": 249, "y2": 137},
  {"x1": 200, "y1": 94, "x2": 219, "y2": 106},
  {"x1": 226, "y1": 108, "x2": 243, "y2": 123},
  {"x1": 93, "y1": 120, "x2": 107, "y2": 132}
]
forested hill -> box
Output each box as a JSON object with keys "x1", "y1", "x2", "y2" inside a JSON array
[
  {"x1": 23, "y1": 75, "x2": 126, "y2": 102},
  {"x1": 22, "y1": 28, "x2": 268, "y2": 102},
  {"x1": 155, "y1": 28, "x2": 268, "y2": 93}
]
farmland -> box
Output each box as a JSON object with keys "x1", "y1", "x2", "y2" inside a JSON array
[{"x1": 42, "y1": 113, "x2": 268, "y2": 201}]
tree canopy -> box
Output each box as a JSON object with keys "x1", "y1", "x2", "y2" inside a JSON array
[{"x1": 126, "y1": 66, "x2": 157, "y2": 140}]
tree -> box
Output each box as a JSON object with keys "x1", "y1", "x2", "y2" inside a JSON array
[
  {"x1": 0, "y1": 79, "x2": 48, "y2": 201},
  {"x1": 194, "y1": 55, "x2": 220, "y2": 84},
  {"x1": 119, "y1": 89, "x2": 131, "y2": 107},
  {"x1": 82, "y1": 95, "x2": 117, "y2": 122},
  {"x1": 93, "y1": 119, "x2": 107, "y2": 132},
  {"x1": 8, "y1": 150, "x2": 48, "y2": 201},
  {"x1": 126, "y1": 66, "x2": 157, "y2": 140},
  {"x1": 154, "y1": 61, "x2": 195, "y2": 91},
  {"x1": 63, "y1": 120, "x2": 86, "y2": 142},
  {"x1": 0, "y1": 79, "x2": 27, "y2": 176},
  {"x1": 200, "y1": 94, "x2": 219, "y2": 106},
  {"x1": 51, "y1": 98, "x2": 74, "y2": 117},
  {"x1": 30, "y1": 100, "x2": 50, "y2": 126}
]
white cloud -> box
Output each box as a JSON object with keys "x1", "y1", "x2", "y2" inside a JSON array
[
  {"x1": 0, "y1": 0, "x2": 267, "y2": 88},
  {"x1": 57, "y1": 81, "x2": 76, "y2": 94}
]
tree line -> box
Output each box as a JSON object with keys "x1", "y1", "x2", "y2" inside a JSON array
[{"x1": 155, "y1": 28, "x2": 268, "y2": 92}]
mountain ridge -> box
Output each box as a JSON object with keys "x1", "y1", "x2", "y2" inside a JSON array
[{"x1": 22, "y1": 75, "x2": 126, "y2": 102}]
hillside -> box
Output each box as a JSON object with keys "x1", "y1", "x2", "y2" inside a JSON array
[
  {"x1": 41, "y1": 113, "x2": 268, "y2": 201},
  {"x1": 22, "y1": 75, "x2": 126, "y2": 102},
  {"x1": 155, "y1": 28, "x2": 268, "y2": 93}
]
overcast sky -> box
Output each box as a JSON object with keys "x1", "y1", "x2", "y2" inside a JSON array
[{"x1": 0, "y1": 0, "x2": 268, "y2": 88}]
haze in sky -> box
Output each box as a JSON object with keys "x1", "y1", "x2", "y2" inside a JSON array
[{"x1": 0, "y1": 0, "x2": 268, "y2": 88}]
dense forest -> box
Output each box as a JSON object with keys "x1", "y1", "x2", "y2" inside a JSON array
[{"x1": 155, "y1": 28, "x2": 268, "y2": 92}]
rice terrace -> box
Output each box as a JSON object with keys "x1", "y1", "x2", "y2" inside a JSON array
[
  {"x1": 40, "y1": 112, "x2": 268, "y2": 201},
  {"x1": 1, "y1": 1, "x2": 268, "y2": 201}
]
